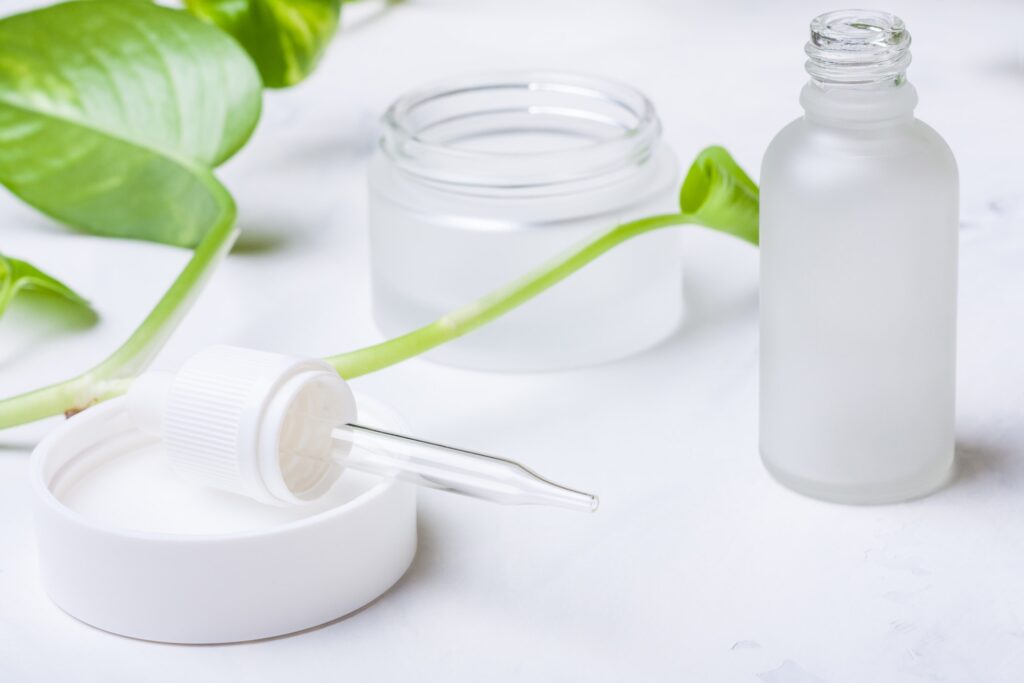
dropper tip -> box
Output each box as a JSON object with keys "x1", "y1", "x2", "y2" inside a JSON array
[
  {"x1": 542, "y1": 481, "x2": 598, "y2": 513},
  {"x1": 560, "y1": 490, "x2": 598, "y2": 513}
]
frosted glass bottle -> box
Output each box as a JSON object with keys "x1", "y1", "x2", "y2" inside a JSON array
[{"x1": 760, "y1": 10, "x2": 958, "y2": 503}]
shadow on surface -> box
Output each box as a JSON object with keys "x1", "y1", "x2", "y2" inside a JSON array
[
  {"x1": 0, "y1": 442, "x2": 35, "y2": 454},
  {"x1": 0, "y1": 290, "x2": 99, "y2": 372},
  {"x1": 951, "y1": 436, "x2": 1022, "y2": 490},
  {"x1": 979, "y1": 54, "x2": 1024, "y2": 80},
  {"x1": 231, "y1": 231, "x2": 290, "y2": 254},
  {"x1": 225, "y1": 116, "x2": 378, "y2": 252}
]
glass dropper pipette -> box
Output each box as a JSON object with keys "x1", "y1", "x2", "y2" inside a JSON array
[
  {"x1": 328, "y1": 423, "x2": 598, "y2": 511},
  {"x1": 129, "y1": 347, "x2": 599, "y2": 511}
]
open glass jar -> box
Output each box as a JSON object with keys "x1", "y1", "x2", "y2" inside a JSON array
[{"x1": 368, "y1": 72, "x2": 682, "y2": 371}]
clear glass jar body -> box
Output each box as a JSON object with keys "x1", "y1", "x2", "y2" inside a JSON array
[
  {"x1": 368, "y1": 72, "x2": 681, "y2": 371},
  {"x1": 760, "y1": 79, "x2": 959, "y2": 502}
]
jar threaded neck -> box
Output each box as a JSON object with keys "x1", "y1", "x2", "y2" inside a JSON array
[{"x1": 380, "y1": 72, "x2": 661, "y2": 196}]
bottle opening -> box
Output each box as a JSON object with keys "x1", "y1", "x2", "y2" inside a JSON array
[{"x1": 805, "y1": 10, "x2": 911, "y2": 87}]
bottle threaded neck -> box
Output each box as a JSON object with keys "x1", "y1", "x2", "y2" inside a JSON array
[{"x1": 805, "y1": 10, "x2": 911, "y2": 87}]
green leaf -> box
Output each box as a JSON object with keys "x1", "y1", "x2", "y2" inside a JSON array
[
  {"x1": 0, "y1": 0, "x2": 262, "y2": 247},
  {"x1": 0, "y1": 253, "x2": 93, "y2": 320},
  {"x1": 679, "y1": 145, "x2": 760, "y2": 245},
  {"x1": 185, "y1": 0, "x2": 342, "y2": 88}
]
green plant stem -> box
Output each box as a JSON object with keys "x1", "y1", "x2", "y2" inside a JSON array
[
  {"x1": 325, "y1": 212, "x2": 693, "y2": 379},
  {"x1": 0, "y1": 139, "x2": 756, "y2": 428},
  {"x1": 0, "y1": 208, "x2": 684, "y2": 428},
  {"x1": 0, "y1": 183, "x2": 238, "y2": 428}
]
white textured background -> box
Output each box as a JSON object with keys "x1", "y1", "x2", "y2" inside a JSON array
[{"x1": 2, "y1": 0, "x2": 1024, "y2": 680}]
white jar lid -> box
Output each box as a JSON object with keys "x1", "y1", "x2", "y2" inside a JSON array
[{"x1": 30, "y1": 395, "x2": 417, "y2": 644}]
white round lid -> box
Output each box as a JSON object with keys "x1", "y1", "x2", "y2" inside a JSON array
[{"x1": 30, "y1": 395, "x2": 417, "y2": 644}]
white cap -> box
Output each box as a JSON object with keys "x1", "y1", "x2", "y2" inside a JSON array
[
  {"x1": 128, "y1": 345, "x2": 357, "y2": 506},
  {"x1": 31, "y1": 395, "x2": 417, "y2": 643}
]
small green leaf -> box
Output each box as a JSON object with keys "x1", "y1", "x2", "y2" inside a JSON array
[
  {"x1": 0, "y1": 253, "x2": 93, "y2": 320},
  {"x1": 0, "y1": 0, "x2": 262, "y2": 247},
  {"x1": 185, "y1": 0, "x2": 342, "y2": 88},
  {"x1": 679, "y1": 146, "x2": 760, "y2": 245}
]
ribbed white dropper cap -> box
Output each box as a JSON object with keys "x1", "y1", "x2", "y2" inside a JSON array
[{"x1": 128, "y1": 345, "x2": 357, "y2": 506}]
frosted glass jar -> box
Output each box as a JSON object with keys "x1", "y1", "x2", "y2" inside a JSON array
[{"x1": 368, "y1": 72, "x2": 682, "y2": 371}]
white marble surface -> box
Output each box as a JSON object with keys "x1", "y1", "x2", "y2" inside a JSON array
[{"x1": 2, "y1": 0, "x2": 1024, "y2": 680}]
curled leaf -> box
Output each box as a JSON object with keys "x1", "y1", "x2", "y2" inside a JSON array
[
  {"x1": 679, "y1": 146, "x2": 760, "y2": 245},
  {"x1": 0, "y1": 253, "x2": 93, "y2": 321},
  {"x1": 185, "y1": 0, "x2": 342, "y2": 88}
]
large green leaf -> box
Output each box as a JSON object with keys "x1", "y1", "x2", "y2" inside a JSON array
[
  {"x1": 0, "y1": 253, "x2": 93, "y2": 320},
  {"x1": 0, "y1": 0, "x2": 262, "y2": 247},
  {"x1": 185, "y1": 0, "x2": 342, "y2": 88}
]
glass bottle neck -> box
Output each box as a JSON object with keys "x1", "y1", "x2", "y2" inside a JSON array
[
  {"x1": 800, "y1": 10, "x2": 916, "y2": 125},
  {"x1": 804, "y1": 10, "x2": 911, "y2": 89}
]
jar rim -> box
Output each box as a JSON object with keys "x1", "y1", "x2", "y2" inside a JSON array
[{"x1": 380, "y1": 71, "x2": 662, "y2": 192}]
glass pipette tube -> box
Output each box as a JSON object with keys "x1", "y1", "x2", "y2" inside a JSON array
[{"x1": 331, "y1": 423, "x2": 599, "y2": 512}]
